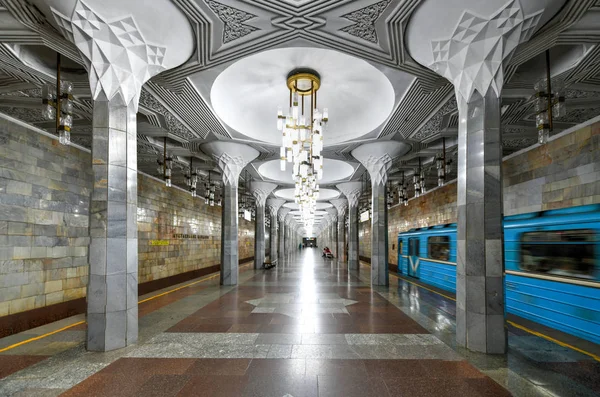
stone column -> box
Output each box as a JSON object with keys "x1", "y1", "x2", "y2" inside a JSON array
[
  {"x1": 284, "y1": 214, "x2": 293, "y2": 256},
  {"x1": 337, "y1": 183, "x2": 362, "y2": 271},
  {"x1": 352, "y1": 142, "x2": 409, "y2": 286},
  {"x1": 201, "y1": 143, "x2": 259, "y2": 285},
  {"x1": 49, "y1": 0, "x2": 193, "y2": 351},
  {"x1": 267, "y1": 199, "x2": 286, "y2": 261},
  {"x1": 248, "y1": 182, "x2": 277, "y2": 269},
  {"x1": 326, "y1": 208, "x2": 337, "y2": 256},
  {"x1": 278, "y1": 208, "x2": 291, "y2": 259},
  {"x1": 330, "y1": 199, "x2": 348, "y2": 262},
  {"x1": 405, "y1": 0, "x2": 553, "y2": 353}
]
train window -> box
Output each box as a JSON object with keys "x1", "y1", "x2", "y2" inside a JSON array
[
  {"x1": 428, "y1": 236, "x2": 450, "y2": 261},
  {"x1": 520, "y1": 230, "x2": 596, "y2": 280}
]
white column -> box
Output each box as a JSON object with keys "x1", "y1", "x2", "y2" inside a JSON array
[
  {"x1": 201, "y1": 143, "x2": 259, "y2": 285},
  {"x1": 330, "y1": 199, "x2": 348, "y2": 262},
  {"x1": 267, "y1": 199, "x2": 286, "y2": 261},
  {"x1": 49, "y1": 0, "x2": 193, "y2": 351},
  {"x1": 337, "y1": 182, "x2": 362, "y2": 271},
  {"x1": 406, "y1": 0, "x2": 555, "y2": 353},
  {"x1": 352, "y1": 142, "x2": 409, "y2": 286},
  {"x1": 248, "y1": 182, "x2": 277, "y2": 269}
]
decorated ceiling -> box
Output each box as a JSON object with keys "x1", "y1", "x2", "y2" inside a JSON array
[{"x1": 1, "y1": 0, "x2": 600, "y2": 215}]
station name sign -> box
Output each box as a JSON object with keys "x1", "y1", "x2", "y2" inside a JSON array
[{"x1": 172, "y1": 234, "x2": 210, "y2": 240}]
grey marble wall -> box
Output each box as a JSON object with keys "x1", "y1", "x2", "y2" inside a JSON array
[
  {"x1": 0, "y1": 117, "x2": 92, "y2": 317},
  {"x1": 0, "y1": 114, "x2": 256, "y2": 322}
]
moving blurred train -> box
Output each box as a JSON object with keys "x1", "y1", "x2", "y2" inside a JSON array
[{"x1": 397, "y1": 204, "x2": 600, "y2": 344}]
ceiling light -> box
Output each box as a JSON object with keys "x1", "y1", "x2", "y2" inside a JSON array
[
  {"x1": 534, "y1": 50, "x2": 567, "y2": 145},
  {"x1": 277, "y1": 68, "x2": 329, "y2": 228}
]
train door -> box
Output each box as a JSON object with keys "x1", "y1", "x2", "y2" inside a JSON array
[{"x1": 408, "y1": 237, "x2": 420, "y2": 278}]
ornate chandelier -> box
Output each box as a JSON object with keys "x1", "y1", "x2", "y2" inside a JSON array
[
  {"x1": 534, "y1": 50, "x2": 567, "y2": 145},
  {"x1": 277, "y1": 69, "x2": 328, "y2": 226}
]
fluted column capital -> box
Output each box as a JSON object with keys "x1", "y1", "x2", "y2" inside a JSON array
[
  {"x1": 267, "y1": 198, "x2": 286, "y2": 217},
  {"x1": 351, "y1": 142, "x2": 410, "y2": 187},
  {"x1": 330, "y1": 199, "x2": 348, "y2": 217},
  {"x1": 249, "y1": 181, "x2": 277, "y2": 208},
  {"x1": 278, "y1": 207, "x2": 291, "y2": 222},
  {"x1": 336, "y1": 182, "x2": 362, "y2": 208},
  {"x1": 50, "y1": 0, "x2": 193, "y2": 110},
  {"x1": 201, "y1": 142, "x2": 259, "y2": 187},
  {"x1": 405, "y1": 0, "x2": 552, "y2": 104}
]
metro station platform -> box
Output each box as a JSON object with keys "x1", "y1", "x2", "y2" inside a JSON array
[{"x1": 1, "y1": 250, "x2": 598, "y2": 397}]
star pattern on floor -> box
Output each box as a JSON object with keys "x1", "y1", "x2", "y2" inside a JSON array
[{"x1": 245, "y1": 293, "x2": 358, "y2": 318}]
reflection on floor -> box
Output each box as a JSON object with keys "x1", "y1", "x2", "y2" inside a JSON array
[{"x1": 0, "y1": 249, "x2": 599, "y2": 396}]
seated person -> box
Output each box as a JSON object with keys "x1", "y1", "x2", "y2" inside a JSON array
[{"x1": 322, "y1": 247, "x2": 333, "y2": 258}]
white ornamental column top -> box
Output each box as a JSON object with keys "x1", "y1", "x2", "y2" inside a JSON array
[
  {"x1": 330, "y1": 199, "x2": 348, "y2": 218},
  {"x1": 249, "y1": 182, "x2": 278, "y2": 208},
  {"x1": 336, "y1": 182, "x2": 362, "y2": 208},
  {"x1": 405, "y1": 0, "x2": 561, "y2": 103},
  {"x1": 201, "y1": 142, "x2": 259, "y2": 188},
  {"x1": 267, "y1": 198, "x2": 287, "y2": 217},
  {"x1": 49, "y1": 0, "x2": 193, "y2": 109},
  {"x1": 351, "y1": 142, "x2": 410, "y2": 187},
  {"x1": 278, "y1": 207, "x2": 291, "y2": 222}
]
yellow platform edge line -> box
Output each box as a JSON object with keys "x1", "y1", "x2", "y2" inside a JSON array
[
  {"x1": 0, "y1": 263, "x2": 252, "y2": 353},
  {"x1": 363, "y1": 262, "x2": 600, "y2": 363}
]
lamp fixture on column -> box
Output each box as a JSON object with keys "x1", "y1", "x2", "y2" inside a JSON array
[
  {"x1": 436, "y1": 137, "x2": 447, "y2": 187},
  {"x1": 205, "y1": 171, "x2": 215, "y2": 206},
  {"x1": 386, "y1": 181, "x2": 395, "y2": 209},
  {"x1": 534, "y1": 50, "x2": 567, "y2": 145},
  {"x1": 419, "y1": 157, "x2": 426, "y2": 194},
  {"x1": 399, "y1": 172, "x2": 408, "y2": 206},
  {"x1": 185, "y1": 158, "x2": 198, "y2": 197},
  {"x1": 41, "y1": 53, "x2": 74, "y2": 145},
  {"x1": 157, "y1": 137, "x2": 173, "y2": 187},
  {"x1": 277, "y1": 69, "x2": 329, "y2": 229},
  {"x1": 413, "y1": 158, "x2": 423, "y2": 198}
]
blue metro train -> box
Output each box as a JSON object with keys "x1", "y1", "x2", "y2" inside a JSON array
[{"x1": 397, "y1": 204, "x2": 600, "y2": 344}]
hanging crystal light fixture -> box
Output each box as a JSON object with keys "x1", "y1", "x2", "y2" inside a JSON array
[
  {"x1": 398, "y1": 172, "x2": 408, "y2": 206},
  {"x1": 436, "y1": 138, "x2": 447, "y2": 187},
  {"x1": 204, "y1": 171, "x2": 211, "y2": 205},
  {"x1": 185, "y1": 158, "x2": 198, "y2": 197},
  {"x1": 534, "y1": 50, "x2": 567, "y2": 145},
  {"x1": 277, "y1": 69, "x2": 328, "y2": 227},
  {"x1": 41, "y1": 53, "x2": 74, "y2": 145},
  {"x1": 158, "y1": 137, "x2": 173, "y2": 187}
]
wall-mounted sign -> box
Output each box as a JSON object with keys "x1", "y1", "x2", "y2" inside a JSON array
[
  {"x1": 172, "y1": 234, "x2": 210, "y2": 240},
  {"x1": 243, "y1": 210, "x2": 251, "y2": 222},
  {"x1": 149, "y1": 240, "x2": 169, "y2": 246},
  {"x1": 360, "y1": 210, "x2": 370, "y2": 222}
]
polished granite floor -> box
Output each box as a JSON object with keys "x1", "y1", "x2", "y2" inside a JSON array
[{"x1": 0, "y1": 250, "x2": 599, "y2": 396}]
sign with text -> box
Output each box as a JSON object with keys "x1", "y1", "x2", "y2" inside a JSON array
[{"x1": 360, "y1": 210, "x2": 370, "y2": 222}]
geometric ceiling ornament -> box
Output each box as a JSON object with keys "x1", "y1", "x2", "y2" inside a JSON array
[
  {"x1": 340, "y1": 0, "x2": 391, "y2": 44},
  {"x1": 209, "y1": 47, "x2": 396, "y2": 146},
  {"x1": 206, "y1": 0, "x2": 259, "y2": 44},
  {"x1": 51, "y1": 0, "x2": 169, "y2": 109},
  {"x1": 428, "y1": 0, "x2": 543, "y2": 103}
]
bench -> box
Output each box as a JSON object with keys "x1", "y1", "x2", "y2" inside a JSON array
[{"x1": 263, "y1": 258, "x2": 277, "y2": 269}]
